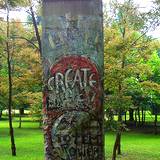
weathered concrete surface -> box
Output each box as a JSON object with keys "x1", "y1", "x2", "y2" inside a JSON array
[{"x1": 42, "y1": 0, "x2": 104, "y2": 159}]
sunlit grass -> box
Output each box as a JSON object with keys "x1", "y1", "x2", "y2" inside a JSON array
[
  {"x1": 105, "y1": 131, "x2": 160, "y2": 160},
  {"x1": 0, "y1": 115, "x2": 160, "y2": 160},
  {"x1": 0, "y1": 117, "x2": 44, "y2": 160}
]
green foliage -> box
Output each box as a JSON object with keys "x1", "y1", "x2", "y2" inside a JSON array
[
  {"x1": 148, "y1": 51, "x2": 160, "y2": 83},
  {"x1": 0, "y1": 17, "x2": 42, "y2": 116},
  {"x1": 104, "y1": 0, "x2": 160, "y2": 135},
  {"x1": 106, "y1": 94, "x2": 132, "y2": 112},
  {"x1": 109, "y1": 0, "x2": 146, "y2": 31},
  {"x1": 0, "y1": 0, "x2": 29, "y2": 8},
  {"x1": 104, "y1": 25, "x2": 157, "y2": 114}
]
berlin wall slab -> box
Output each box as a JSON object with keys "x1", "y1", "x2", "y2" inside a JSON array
[{"x1": 42, "y1": 0, "x2": 104, "y2": 159}]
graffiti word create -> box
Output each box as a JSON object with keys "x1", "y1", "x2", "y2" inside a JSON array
[{"x1": 48, "y1": 68, "x2": 97, "y2": 92}]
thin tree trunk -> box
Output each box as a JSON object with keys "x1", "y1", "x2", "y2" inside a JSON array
[
  {"x1": 129, "y1": 109, "x2": 134, "y2": 121},
  {"x1": 20, "y1": 108, "x2": 24, "y2": 115},
  {"x1": 117, "y1": 132, "x2": 121, "y2": 155},
  {"x1": 138, "y1": 107, "x2": 140, "y2": 125},
  {"x1": 19, "y1": 108, "x2": 24, "y2": 128},
  {"x1": 29, "y1": 3, "x2": 42, "y2": 55},
  {"x1": 19, "y1": 110, "x2": 22, "y2": 129},
  {"x1": 6, "y1": 2, "x2": 16, "y2": 156},
  {"x1": 141, "y1": 107, "x2": 144, "y2": 125},
  {"x1": 117, "y1": 113, "x2": 122, "y2": 155},
  {"x1": 112, "y1": 112, "x2": 122, "y2": 160},
  {"x1": 112, "y1": 132, "x2": 120, "y2": 160},
  {"x1": 112, "y1": 25, "x2": 125, "y2": 160},
  {"x1": 154, "y1": 112, "x2": 158, "y2": 135},
  {"x1": 0, "y1": 110, "x2": 2, "y2": 119},
  {"x1": 135, "y1": 110, "x2": 137, "y2": 127},
  {"x1": 144, "y1": 111, "x2": 146, "y2": 123},
  {"x1": 13, "y1": 109, "x2": 15, "y2": 116},
  {"x1": 19, "y1": 115, "x2": 22, "y2": 128}
]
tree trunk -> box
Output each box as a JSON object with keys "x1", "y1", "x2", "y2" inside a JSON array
[
  {"x1": 117, "y1": 132, "x2": 121, "y2": 155},
  {"x1": 138, "y1": 107, "x2": 140, "y2": 125},
  {"x1": 18, "y1": 109, "x2": 22, "y2": 129},
  {"x1": 112, "y1": 127, "x2": 122, "y2": 160},
  {"x1": 112, "y1": 113, "x2": 122, "y2": 160},
  {"x1": 117, "y1": 113, "x2": 122, "y2": 155},
  {"x1": 29, "y1": 4, "x2": 42, "y2": 55},
  {"x1": 154, "y1": 112, "x2": 158, "y2": 135},
  {"x1": 20, "y1": 108, "x2": 24, "y2": 115},
  {"x1": 19, "y1": 108, "x2": 25, "y2": 128},
  {"x1": 141, "y1": 107, "x2": 144, "y2": 125},
  {"x1": 129, "y1": 109, "x2": 134, "y2": 121},
  {"x1": 134, "y1": 110, "x2": 137, "y2": 127},
  {"x1": 0, "y1": 110, "x2": 2, "y2": 119},
  {"x1": 13, "y1": 109, "x2": 15, "y2": 116},
  {"x1": 112, "y1": 132, "x2": 120, "y2": 160},
  {"x1": 6, "y1": 3, "x2": 16, "y2": 156},
  {"x1": 144, "y1": 111, "x2": 146, "y2": 123}
]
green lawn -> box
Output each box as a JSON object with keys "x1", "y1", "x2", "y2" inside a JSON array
[
  {"x1": 105, "y1": 132, "x2": 160, "y2": 160},
  {"x1": 0, "y1": 116, "x2": 160, "y2": 160},
  {"x1": 0, "y1": 117, "x2": 44, "y2": 160}
]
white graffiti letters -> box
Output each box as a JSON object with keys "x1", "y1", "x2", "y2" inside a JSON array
[{"x1": 48, "y1": 68, "x2": 97, "y2": 92}]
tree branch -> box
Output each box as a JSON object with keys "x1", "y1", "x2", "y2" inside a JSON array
[{"x1": 11, "y1": 35, "x2": 39, "y2": 50}]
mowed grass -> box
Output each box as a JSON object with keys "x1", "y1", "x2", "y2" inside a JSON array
[
  {"x1": 0, "y1": 116, "x2": 160, "y2": 160},
  {"x1": 0, "y1": 117, "x2": 44, "y2": 160},
  {"x1": 105, "y1": 132, "x2": 160, "y2": 160}
]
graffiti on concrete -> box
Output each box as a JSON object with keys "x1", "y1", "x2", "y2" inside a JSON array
[
  {"x1": 42, "y1": 0, "x2": 103, "y2": 159},
  {"x1": 43, "y1": 56, "x2": 103, "y2": 159},
  {"x1": 46, "y1": 56, "x2": 100, "y2": 111},
  {"x1": 43, "y1": 13, "x2": 103, "y2": 66}
]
